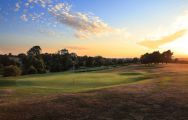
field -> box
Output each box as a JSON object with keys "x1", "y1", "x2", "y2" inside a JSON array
[{"x1": 0, "y1": 64, "x2": 188, "y2": 120}]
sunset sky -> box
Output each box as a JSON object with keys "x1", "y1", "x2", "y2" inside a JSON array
[{"x1": 1, "y1": 0, "x2": 188, "y2": 58}]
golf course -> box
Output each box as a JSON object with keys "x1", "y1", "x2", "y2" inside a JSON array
[
  {"x1": 0, "y1": 64, "x2": 188, "y2": 120},
  {"x1": 1, "y1": 0, "x2": 188, "y2": 119}
]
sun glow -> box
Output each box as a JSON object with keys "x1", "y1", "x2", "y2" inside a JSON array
[{"x1": 161, "y1": 32, "x2": 188, "y2": 56}]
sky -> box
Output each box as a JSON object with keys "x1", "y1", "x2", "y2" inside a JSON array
[{"x1": 1, "y1": 0, "x2": 188, "y2": 58}]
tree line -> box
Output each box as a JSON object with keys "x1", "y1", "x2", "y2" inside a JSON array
[
  {"x1": 0, "y1": 46, "x2": 140, "y2": 77},
  {"x1": 140, "y1": 50, "x2": 174, "y2": 64},
  {"x1": 0, "y1": 46, "x2": 177, "y2": 77}
]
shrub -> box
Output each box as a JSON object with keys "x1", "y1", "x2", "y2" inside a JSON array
[
  {"x1": 27, "y1": 66, "x2": 38, "y2": 74},
  {"x1": 3, "y1": 65, "x2": 21, "y2": 77}
]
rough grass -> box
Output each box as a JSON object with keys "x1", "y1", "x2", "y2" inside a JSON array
[{"x1": 0, "y1": 64, "x2": 188, "y2": 120}]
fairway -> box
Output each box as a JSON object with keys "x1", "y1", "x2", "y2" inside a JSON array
[{"x1": 0, "y1": 66, "x2": 149, "y2": 99}]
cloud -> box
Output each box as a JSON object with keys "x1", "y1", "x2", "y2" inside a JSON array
[
  {"x1": 48, "y1": 3, "x2": 113, "y2": 39},
  {"x1": 15, "y1": 3, "x2": 20, "y2": 11},
  {"x1": 15, "y1": 0, "x2": 114, "y2": 39},
  {"x1": 138, "y1": 11, "x2": 188, "y2": 49},
  {"x1": 138, "y1": 29, "x2": 187, "y2": 49},
  {"x1": 27, "y1": 0, "x2": 51, "y2": 8},
  {"x1": 20, "y1": 14, "x2": 28, "y2": 21},
  {"x1": 39, "y1": 28, "x2": 64, "y2": 37}
]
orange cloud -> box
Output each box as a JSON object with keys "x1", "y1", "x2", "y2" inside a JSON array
[{"x1": 138, "y1": 29, "x2": 187, "y2": 49}]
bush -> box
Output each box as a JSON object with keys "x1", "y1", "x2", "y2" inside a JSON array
[
  {"x1": 3, "y1": 65, "x2": 21, "y2": 77},
  {"x1": 27, "y1": 66, "x2": 38, "y2": 74}
]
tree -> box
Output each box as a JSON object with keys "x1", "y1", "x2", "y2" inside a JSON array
[
  {"x1": 140, "y1": 53, "x2": 151, "y2": 64},
  {"x1": 27, "y1": 66, "x2": 38, "y2": 74},
  {"x1": 93, "y1": 56, "x2": 104, "y2": 66},
  {"x1": 3, "y1": 65, "x2": 21, "y2": 77},
  {"x1": 70, "y1": 53, "x2": 78, "y2": 71},
  {"x1": 132, "y1": 57, "x2": 139, "y2": 64},
  {"x1": 0, "y1": 55, "x2": 19, "y2": 67},
  {"x1": 162, "y1": 50, "x2": 173, "y2": 64},
  {"x1": 140, "y1": 50, "x2": 174, "y2": 65},
  {"x1": 151, "y1": 51, "x2": 161, "y2": 64},
  {"x1": 61, "y1": 53, "x2": 73, "y2": 70},
  {"x1": 58, "y1": 49, "x2": 69, "y2": 55},
  {"x1": 22, "y1": 46, "x2": 46, "y2": 74},
  {"x1": 86, "y1": 57, "x2": 95, "y2": 67},
  {"x1": 0, "y1": 64, "x2": 3, "y2": 69},
  {"x1": 27, "y1": 46, "x2": 42, "y2": 56},
  {"x1": 0, "y1": 64, "x2": 3, "y2": 75},
  {"x1": 174, "y1": 58, "x2": 179, "y2": 63},
  {"x1": 33, "y1": 58, "x2": 46, "y2": 73}
]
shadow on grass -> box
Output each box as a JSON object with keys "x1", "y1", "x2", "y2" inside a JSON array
[
  {"x1": 128, "y1": 76, "x2": 151, "y2": 83},
  {"x1": 131, "y1": 65, "x2": 164, "y2": 69},
  {"x1": 74, "y1": 66, "x2": 113, "y2": 73},
  {"x1": 0, "y1": 80, "x2": 34, "y2": 87},
  {"x1": 0, "y1": 80, "x2": 17, "y2": 87},
  {"x1": 119, "y1": 72, "x2": 143, "y2": 76}
]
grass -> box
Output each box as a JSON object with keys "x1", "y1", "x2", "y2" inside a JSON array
[
  {"x1": 0, "y1": 64, "x2": 188, "y2": 120},
  {"x1": 0, "y1": 67, "x2": 149, "y2": 99},
  {"x1": 119, "y1": 72, "x2": 144, "y2": 76},
  {"x1": 74, "y1": 66, "x2": 113, "y2": 72}
]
